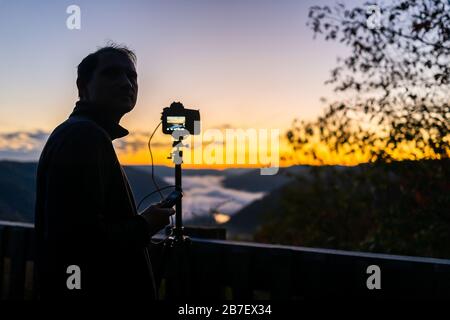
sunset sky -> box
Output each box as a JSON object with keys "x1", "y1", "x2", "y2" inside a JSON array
[{"x1": 0, "y1": 0, "x2": 363, "y2": 167}]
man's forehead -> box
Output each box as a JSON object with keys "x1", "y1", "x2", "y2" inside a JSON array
[{"x1": 97, "y1": 51, "x2": 136, "y2": 71}]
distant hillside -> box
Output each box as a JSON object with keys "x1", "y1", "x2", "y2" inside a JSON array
[
  {"x1": 133, "y1": 165, "x2": 311, "y2": 197},
  {"x1": 0, "y1": 161, "x2": 37, "y2": 222},
  {"x1": 222, "y1": 165, "x2": 310, "y2": 192},
  {"x1": 132, "y1": 165, "x2": 177, "y2": 178},
  {"x1": 0, "y1": 161, "x2": 314, "y2": 232},
  {"x1": 133, "y1": 165, "x2": 252, "y2": 178},
  {"x1": 224, "y1": 185, "x2": 285, "y2": 239},
  {"x1": 223, "y1": 165, "x2": 355, "y2": 240},
  {"x1": 0, "y1": 162, "x2": 171, "y2": 223},
  {"x1": 0, "y1": 161, "x2": 312, "y2": 225}
]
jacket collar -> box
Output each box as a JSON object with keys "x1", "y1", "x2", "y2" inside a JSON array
[{"x1": 69, "y1": 101, "x2": 129, "y2": 140}]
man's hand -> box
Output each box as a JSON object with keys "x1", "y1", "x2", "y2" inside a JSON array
[{"x1": 139, "y1": 203, "x2": 175, "y2": 236}]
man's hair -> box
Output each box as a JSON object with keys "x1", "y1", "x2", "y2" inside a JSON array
[{"x1": 76, "y1": 43, "x2": 137, "y2": 98}]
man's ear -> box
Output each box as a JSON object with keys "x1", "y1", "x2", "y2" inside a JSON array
[{"x1": 76, "y1": 78, "x2": 86, "y2": 99}]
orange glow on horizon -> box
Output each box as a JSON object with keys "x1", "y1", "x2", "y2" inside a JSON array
[{"x1": 115, "y1": 138, "x2": 450, "y2": 168}]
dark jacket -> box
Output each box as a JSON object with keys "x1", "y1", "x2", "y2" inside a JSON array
[{"x1": 35, "y1": 101, "x2": 157, "y2": 300}]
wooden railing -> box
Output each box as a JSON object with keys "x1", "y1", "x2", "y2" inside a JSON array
[{"x1": 1, "y1": 221, "x2": 450, "y2": 300}]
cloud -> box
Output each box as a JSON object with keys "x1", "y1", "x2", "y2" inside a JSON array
[
  {"x1": 162, "y1": 175, "x2": 265, "y2": 220},
  {"x1": 0, "y1": 130, "x2": 50, "y2": 161},
  {"x1": 113, "y1": 131, "x2": 166, "y2": 153},
  {"x1": 0, "y1": 129, "x2": 167, "y2": 161}
]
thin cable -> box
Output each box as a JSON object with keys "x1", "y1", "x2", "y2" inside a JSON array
[
  {"x1": 137, "y1": 185, "x2": 176, "y2": 211},
  {"x1": 148, "y1": 121, "x2": 163, "y2": 199},
  {"x1": 145, "y1": 121, "x2": 175, "y2": 243}
]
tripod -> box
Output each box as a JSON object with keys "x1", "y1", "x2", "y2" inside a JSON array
[
  {"x1": 159, "y1": 135, "x2": 192, "y2": 299},
  {"x1": 165, "y1": 135, "x2": 191, "y2": 245}
]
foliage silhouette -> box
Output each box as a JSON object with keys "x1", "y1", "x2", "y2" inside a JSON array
[
  {"x1": 257, "y1": 1, "x2": 450, "y2": 258},
  {"x1": 288, "y1": 0, "x2": 449, "y2": 164}
]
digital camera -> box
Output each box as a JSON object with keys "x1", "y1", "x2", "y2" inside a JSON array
[{"x1": 161, "y1": 102, "x2": 200, "y2": 135}]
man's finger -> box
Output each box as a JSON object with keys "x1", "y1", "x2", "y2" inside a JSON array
[{"x1": 154, "y1": 207, "x2": 175, "y2": 216}]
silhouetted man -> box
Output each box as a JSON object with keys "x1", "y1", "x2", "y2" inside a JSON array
[{"x1": 35, "y1": 45, "x2": 174, "y2": 300}]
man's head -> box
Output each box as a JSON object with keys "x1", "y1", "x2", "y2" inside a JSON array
[{"x1": 76, "y1": 44, "x2": 138, "y2": 114}]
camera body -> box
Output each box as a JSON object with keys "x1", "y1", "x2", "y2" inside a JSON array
[{"x1": 161, "y1": 102, "x2": 200, "y2": 135}]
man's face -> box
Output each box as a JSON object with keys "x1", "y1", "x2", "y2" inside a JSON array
[{"x1": 84, "y1": 52, "x2": 138, "y2": 113}]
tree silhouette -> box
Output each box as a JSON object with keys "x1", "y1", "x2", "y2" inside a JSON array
[
  {"x1": 254, "y1": 0, "x2": 450, "y2": 256},
  {"x1": 288, "y1": 0, "x2": 450, "y2": 164}
]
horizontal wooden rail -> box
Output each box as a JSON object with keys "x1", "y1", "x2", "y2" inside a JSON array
[{"x1": 1, "y1": 221, "x2": 450, "y2": 300}]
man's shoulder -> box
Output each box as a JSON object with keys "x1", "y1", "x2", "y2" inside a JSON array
[
  {"x1": 50, "y1": 117, "x2": 111, "y2": 145},
  {"x1": 41, "y1": 118, "x2": 114, "y2": 162}
]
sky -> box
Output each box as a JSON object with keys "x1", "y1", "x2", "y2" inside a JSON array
[{"x1": 0, "y1": 0, "x2": 364, "y2": 167}]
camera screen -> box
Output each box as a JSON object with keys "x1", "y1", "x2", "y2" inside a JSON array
[{"x1": 167, "y1": 116, "x2": 186, "y2": 131}]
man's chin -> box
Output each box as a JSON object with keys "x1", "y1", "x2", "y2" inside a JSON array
[{"x1": 111, "y1": 103, "x2": 134, "y2": 114}]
